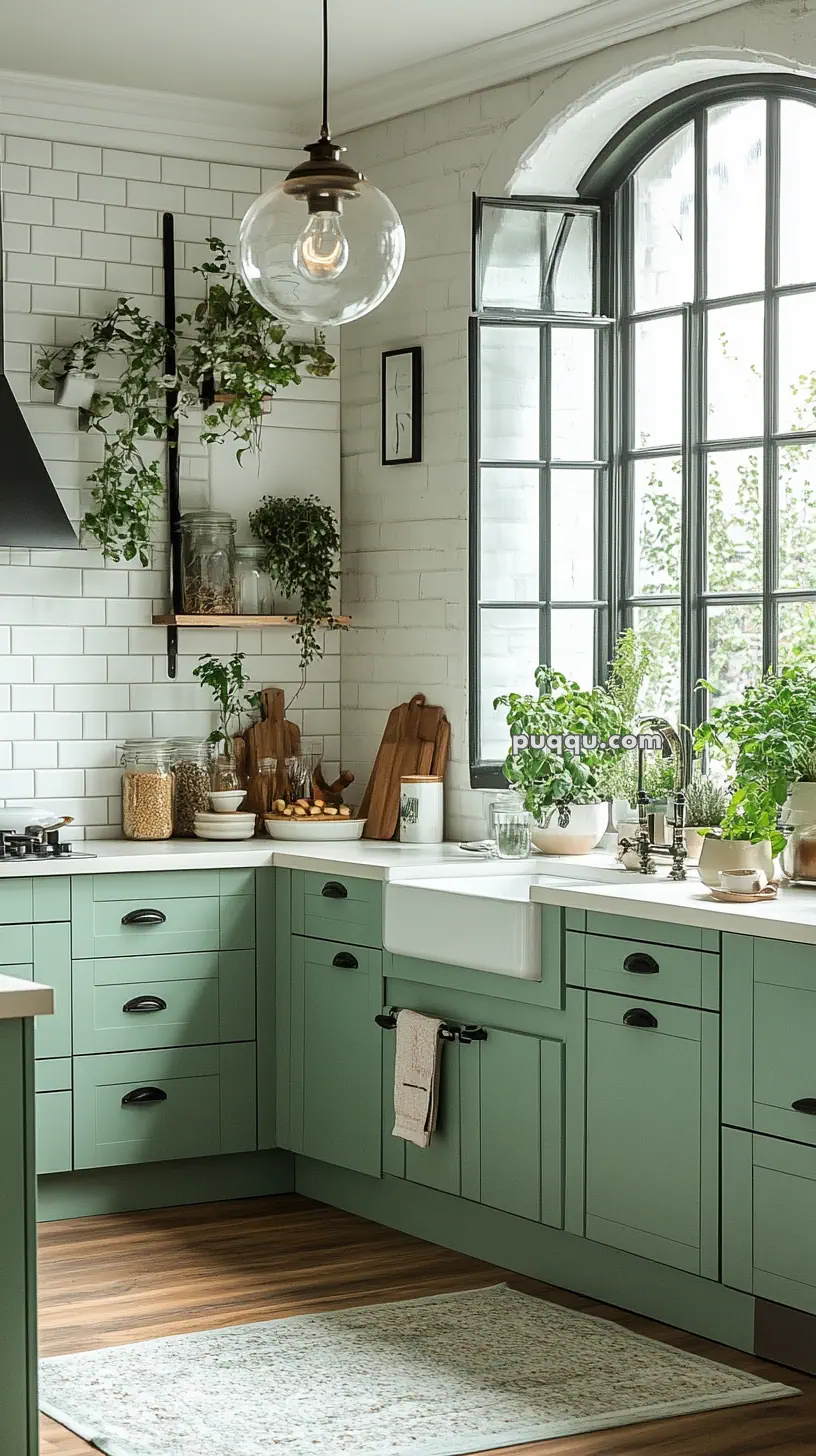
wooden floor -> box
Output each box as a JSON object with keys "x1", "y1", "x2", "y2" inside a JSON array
[{"x1": 39, "y1": 1192, "x2": 816, "y2": 1455}]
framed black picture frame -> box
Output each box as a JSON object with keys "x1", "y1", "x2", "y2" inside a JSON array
[{"x1": 381, "y1": 346, "x2": 422, "y2": 465}]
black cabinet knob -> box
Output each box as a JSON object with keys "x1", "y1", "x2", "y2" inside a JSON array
[
  {"x1": 792, "y1": 1098, "x2": 816, "y2": 1115},
  {"x1": 332, "y1": 951, "x2": 358, "y2": 969},
  {"x1": 122, "y1": 995, "x2": 167, "y2": 1014},
  {"x1": 121, "y1": 908, "x2": 167, "y2": 926},
  {"x1": 623, "y1": 952, "x2": 659, "y2": 976},
  {"x1": 121, "y1": 1086, "x2": 167, "y2": 1107},
  {"x1": 321, "y1": 881, "x2": 348, "y2": 899},
  {"x1": 622, "y1": 1008, "x2": 659, "y2": 1029}
]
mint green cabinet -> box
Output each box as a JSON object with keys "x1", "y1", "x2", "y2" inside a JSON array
[
  {"x1": 291, "y1": 870, "x2": 382, "y2": 949},
  {"x1": 71, "y1": 870, "x2": 255, "y2": 959},
  {"x1": 723, "y1": 1127, "x2": 816, "y2": 1317},
  {"x1": 0, "y1": 1018, "x2": 38, "y2": 1454},
  {"x1": 568, "y1": 931, "x2": 718, "y2": 1010},
  {"x1": 71, "y1": 950, "x2": 255, "y2": 1055},
  {"x1": 289, "y1": 936, "x2": 383, "y2": 1176},
  {"x1": 585, "y1": 990, "x2": 719, "y2": 1277},
  {"x1": 73, "y1": 1042, "x2": 256, "y2": 1169},
  {"x1": 35, "y1": 1059, "x2": 72, "y2": 1175}
]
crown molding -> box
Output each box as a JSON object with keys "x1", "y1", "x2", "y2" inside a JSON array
[
  {"x1": 331, "y1": 0, "x2": 749, "y2": 134},
  {"x1": 0, "y1": 68, "x2": 305, "y2": 166}
]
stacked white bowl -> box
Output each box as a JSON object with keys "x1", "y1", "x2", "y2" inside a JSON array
[{"x1": 193, "y1": 790, "x2": 256, "y2": 840}]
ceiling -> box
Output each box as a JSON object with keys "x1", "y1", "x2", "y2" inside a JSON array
[{"x1": 0, "y1": 0, "x2": 747, "y2": 132}]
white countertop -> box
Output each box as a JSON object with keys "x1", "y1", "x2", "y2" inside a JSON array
[
  {"x1": 0, "y1": 974, "x2": 53, "y2": 1020},
  {"x1": 4, "y1": 837, "x2": 816, "y2": 945}
]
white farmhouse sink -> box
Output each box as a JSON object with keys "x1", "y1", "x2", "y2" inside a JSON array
[{"x1": 383, "y1": 874, "x2": 567, "y2": 980}]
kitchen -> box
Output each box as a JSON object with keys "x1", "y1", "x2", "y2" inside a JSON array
[{"x1": 4, "y1": 2, "x2": 816, "y2": 1454}]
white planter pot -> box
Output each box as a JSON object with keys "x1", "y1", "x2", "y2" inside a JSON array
[
  {"x1": 782, "y1": 780, "x2": 816, "y2": 824},
  {"x1": 532, "y1": 801, "x2": 608, "y2": 856},
  {"x1": 683, "y1": 826, "x2": 716, "y2": 864},
  {"x1": 697, "y1": 835, "x2": 775, "y2": 888},
  {"x1": 54, "y1": 371, "x2": 96, "y2": 410}
]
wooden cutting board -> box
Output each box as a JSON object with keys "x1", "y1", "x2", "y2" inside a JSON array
[{"x1": 361, "y1": 693, "x2": 450, "y2": 840}]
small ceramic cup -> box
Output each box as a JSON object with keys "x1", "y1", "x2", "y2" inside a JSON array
[{"x1": 718, "y1": 867, "x2": 767, "y2": 894}]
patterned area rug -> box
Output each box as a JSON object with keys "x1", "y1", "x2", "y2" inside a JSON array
[{"x1": 40, "y1": 1283, "x2": 798, "y2": 1456}]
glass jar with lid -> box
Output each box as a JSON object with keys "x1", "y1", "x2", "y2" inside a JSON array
[
  {"x1": 180, "y1": 510, "x2": 237, "y2": 616},
  {"x1": 168, "y1": 738, "x2": 212, "y2": 836},
  {"x1": 120, "y1": 740, "x2": 174, "y2": 840},
  {"x1": 235, "y1": 545, "x2": 273, "y2": 616}
]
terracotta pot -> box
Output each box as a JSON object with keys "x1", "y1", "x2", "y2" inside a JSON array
[
  {"x1": 697, "y1": 834, "x2": 775, "y2": 888},
  {"x1": 532, "y1": 801, "x2": 608, "y2": 856}
]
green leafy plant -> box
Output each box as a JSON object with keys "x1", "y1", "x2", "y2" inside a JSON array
[
  {"x1": 249, "y1": 494, "x2": 342, "y2": 673},
  {"x1": 717, "y1": 783, "x2": 786, "y2": 856},
  {"x1": 605, "y1": 626, "x2": 654, "y2": 723},
  {"x1": 684, "y1": 774, "x2": 729, "y2": 829},
  {"x1": 595, "y1": 629, "x2": 673, "y2": 806},
  {"x1": 494, "y1": 665, "x2": 627, "y2": 826},
  {"x1": 192, "y1": 652, "x2": 260, "y2": 751},
  {"x1": 33, "y1": 238, "x2": 337, "y2": 565},
  {"x1": 694, "y1": 663, "x2": 816, "y2": 805}
]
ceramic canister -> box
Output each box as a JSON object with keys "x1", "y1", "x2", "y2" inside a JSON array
[{"x1": 399, "y1": 775, "x2": 444, "y2": 843}]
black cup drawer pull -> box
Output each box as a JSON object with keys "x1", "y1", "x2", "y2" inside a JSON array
[
  {"x1": 623, "y1": 952, "x2": 659, "y2": 976},
  {"x1": 121, "y1": 1086, "x2": 167, "y2": 1107},
  {"x1": 122, "y1": 995, "x2": 167, "y2": 1014},
  {"x1": 121, "y1": 908, "x2": 167, "y2": 927},
  {"x1": 332, "y1": 952, "x2": 358, "y2": 969},
  {"x1": 792, "y1": 1098, "x2": 816, "y2": 1115},
  {"x1": 321, "y1": 881, "x2": 348, "y2": 900},
  {"x1": 623, "y1": 1008, "x2": 659, "y2": 1029}
]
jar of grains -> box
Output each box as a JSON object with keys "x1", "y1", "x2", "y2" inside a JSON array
[
  {"x1": 121, "y1": 741, "x2": 174, "y2": 840},
  {"x1": 180, "y1": 510, "x2": 237, "y2": 616},
  {"x1": 168, "y1": 738, "x2": 212, "y2": 836}
]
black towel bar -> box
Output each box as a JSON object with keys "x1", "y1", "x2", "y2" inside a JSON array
[{"x1": 375, "y1": 1010, "x2": 487, "y2": 1045}]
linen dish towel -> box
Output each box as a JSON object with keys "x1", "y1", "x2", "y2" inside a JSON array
[{"x1": 392, "y1": 1008, "x2": 444, "y2": 1148}]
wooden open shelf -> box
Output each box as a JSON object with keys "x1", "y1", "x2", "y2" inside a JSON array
[{"x1": 153, "y1": 614, "x2": 352, "y2": 628}]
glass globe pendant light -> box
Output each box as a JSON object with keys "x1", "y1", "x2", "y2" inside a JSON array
[{"x1": 238, "y1": 0, "x2": 405, "y2": 327}]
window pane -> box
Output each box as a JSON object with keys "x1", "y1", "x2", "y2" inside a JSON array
[
  {"x1": 478, "y1": 204, "x2": 595, "y2": 314},
  {"x1": 479, "y1": 468, "x2": 539, "y2": 602},
  {"x1": 778, "y1": 292, "x2": 816, "y2": 435},
  {"x1": 550, "y1": 469, "x2": 595, "y2": 601},
  {"x1": 551, "y1": 327, "x2": 596, "y2": 460},
  {"x1": 780, "y1": 100, "x2": 816, "y2": 287},
  {"x1": 633, "y1": 123, "x2": 695, "y2": 312},
  {"x1": 632, "y1": 605, "x2": 681, "y2": 723},
  {"x1": 633, "y1": 315, "x2": 683, "y2": 449},
  {"x1": 706, "y1": 300, "x2": 764, "y2": 441},
  {"x1": 551, "y1": 609, "x2": 595, "y2": 688},
  {"x1": 779, "y1": 443, "x2": 816, "y2": 591},
  {"x1": 479, "y1": 326, "x2": 540, "y2": 461},
  {"x1": 633, "y1": 457, "x2": 682, "y2": 595},
  {"x1": 778, "y1": 599, "x2": 816, "y2": 666},
  {"x1": 706, "y1": 449, "x2": 763, "y2": 592},
  {"x1": 706, "y1": 98, "x2": 766, "y2": 299},
  {"x1": 706, "y1": 602, "x2": 763, "y2": 706},
  {"x1": 479, "y1": 608, "x2": 540, "y2": 761}
]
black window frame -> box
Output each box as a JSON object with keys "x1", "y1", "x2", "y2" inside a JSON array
[{"x1": 469, "y1": 73, "x2": 816, "y2": 788}]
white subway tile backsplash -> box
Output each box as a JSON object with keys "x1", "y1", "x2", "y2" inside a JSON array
[
  {"x1": 83, "y1": 713, "x2": 107, "y2": 738},
  {"x1": 13, "y1": 740, "x2": 57, "y2": 769},
  {"x1": 7, "y1": 137, "x2": 52, "y2": 167},
  {"x1": 104, "y1": 205, "x2": 157, "y2": 237},
  {"x1": 184, "y1": 187, "x2": 233, "y2": 218},
  {"x1": 34, "y1": 656, "x2": 107, "y2": 684},
  {"x1": 12, "y1": 686, "x2": 53, "y2": 712},
  {"x1": 210, "y1": 162, "x2": 261, "y2": 192},
  {"x1": 35, "y1": 768, "x2": 85, "y2": 798},
  {"x1": 54, "y1": 198, "x2": 105, "y2": 231},
  {"x1": 11, "y1": 627, "x2": 83, "y2": 655},
  {"x1": 3, "y1": 221, "x2": 31, "y2": 251},
  {"x1": 56, "y1": 257, "x2": 106, "y2": 288},
  {"x1": 31, "y1": 225, "x2": 81, "y2": 256},
  {"x1": 105, "y1": 261, "x2": 153, "y2": 293},
  {"x1": 0, "y1": 712, "x2": 34, "y2": 739},
  {"x1": 79, "y1": 173, "x2": 126, "y2": 205},
  {"x1": 103, "y1": 149, "x2": 161, "y2": 181},
  {"x1": 53, "y1": 143, "x2": 102, "y2": 174},
  {"x1": 31, "y1": 284, "x2": 80, "y2": 315},
  {"x1": 84, "y1": 767, "x2": 123, "y2": 796},
  {"x1": 31, "y1": 167, "x2": 77, "y2": 199},
  {"x1": 35, "y1": 713, "x2": 83, "y2": 740},
  {"x1": 107, "y1": 656, "x2": 152, "y2": 682},
  {"x1": 0, "y1": 770, "x2": 35, "y2": 796},
  {"x1": 105, "y1": 712, "x2": 152, "y2": 739},
  {"x1": 0, "y1": 657, "x2": 33, "y2": 683},
  {"x1": 54, "y1": 684, "x2": 129, "y2": 711},
  {"x1": 162, "y1": 156, "x2": 210, "y2": 187},
  {"x1": 126, "y1": 180, "x2": 184, "y2": 212},
  {"x1": 6, "y1": 253, "x2": 55, "y2": 284},
  {"x1": 58, "y1": 740, "x2": 117, "y2": 768},
  {"x1": 81, "y1": 231, "x2": 130, "y2": 262},
  {"x1": 2, "y1": 163, "x2": 29, "y2": 193}
]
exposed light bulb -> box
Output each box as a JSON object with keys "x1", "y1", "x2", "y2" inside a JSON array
[{"x1": 293, "y1": 211, "x2": 350, "y2": 281}]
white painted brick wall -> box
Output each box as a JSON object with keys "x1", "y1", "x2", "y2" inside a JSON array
[{"x1": 1, "y1": 119, "x2": 341, "y2": 838}]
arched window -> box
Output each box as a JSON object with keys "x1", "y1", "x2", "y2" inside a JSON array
[{"x1": 470, "y1": 78, "x2": 816, "y2": 784}]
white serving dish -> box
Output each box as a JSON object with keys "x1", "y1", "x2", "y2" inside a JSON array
[
  {"x1": 193, "y1": 822, "x2": 257, "y2": 841},
  {"x1": 195, "y1": 811, "x2": 255, "y2": 824},
  {"x1": 209, "y1": 790, "x2": 247, "y2": 813},
  {"x1": 264, "y1": 816, "x2": 366, "y2": 842}
]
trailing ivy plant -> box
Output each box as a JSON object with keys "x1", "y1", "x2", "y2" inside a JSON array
[
  {"x1": 33, "y1": 238, "x2": 336, "y2": 565},
  {"x1": 249, "y1": 493, "x2": 342, "y2": 675}
]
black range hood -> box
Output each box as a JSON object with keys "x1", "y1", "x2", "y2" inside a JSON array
[{"x1": 0, "y1": 221, "x2": 78, "y2": 549}]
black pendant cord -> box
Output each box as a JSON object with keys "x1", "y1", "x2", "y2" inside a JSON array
[{"x1": 321, "y1": 0, "x2": 330, "y2": 139}]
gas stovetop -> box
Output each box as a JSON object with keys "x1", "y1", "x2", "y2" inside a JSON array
[{"x1": 0, "y1": 828, "x2": 96, "y2": 863}]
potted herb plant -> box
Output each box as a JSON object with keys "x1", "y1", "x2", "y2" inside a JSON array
[
  {"x1": 494, "y1": 665, "x2": 626, "y2": 855},
  {"x1": 50, "y1": 339, "x2": 100, "y2": 411},
  {"x1": 192, "y1": 652, "x2": 260, "y2": 790},
  {"x1": 683, "y1": 775, "x2": 729, "y2": 864},
  {"x1": 694, "y1": 663, "x2": 816, "y2": 819},
  {"x1": 697, "y1": 783, "x2": 785, "y2": 888},
  {"x1": 248, "y1": 494, "x2": 343, "y2": 677}
]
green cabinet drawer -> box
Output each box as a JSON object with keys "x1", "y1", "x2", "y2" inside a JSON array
[
  {"x1": 291, "y1": 870, "x2": 382, "y2": 949},
  {"x1": 723, "y1": 1129, "x2": 816, "y2": 1318},
  {"x1": 753, "y1": 942, "x2": 816, "y2": 1146},
  {"x1": 35, "y1": 1058, "x2": 71, "y2": 1093},
  {"x1": 585, "y1": 990, "x2": 719, "y2": 1276},
  {"x1": 10, "y1": 924, "x2": 72, "y2": 1060},
  {"x1": 0, "y1": 925, "x2": 33, "y2": 963},
  {"x1": 72, "y1": 875, "x2": 254, "y2": 959},
  {"x1": 569, "y1": 931, "x2": 717, "y2": 1010},
  {"x1": 36, "y1": 1091, "x2": 72, "y2": 1174},
  {"x1": 72, "y1": 952, "x2": 255, "y2": 1054},
  {"x1": 290, "y1": 935, "x2": 383, "y2": 1176},
  {"x1": 581, "y1": 911, "x2": 719, "y2": 953},
  {"x1": 73, "y1": 1042, "x2": 257, "y2": 1170}
]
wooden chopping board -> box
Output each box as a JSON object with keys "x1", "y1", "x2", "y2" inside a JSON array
[{"x1": 361, "y1": 693, "x2": 451, "y2": 840}]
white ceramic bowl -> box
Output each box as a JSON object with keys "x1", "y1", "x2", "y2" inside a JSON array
[
  {"x1": 265, "y1": 816, "x2": 366, "y2": 842},
  {"x1": 193, "y1": 822, "x2": 257, "y2": 841},
  {"x1": 208, "y1": 790, "x2": 248, "y2": 814}
]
